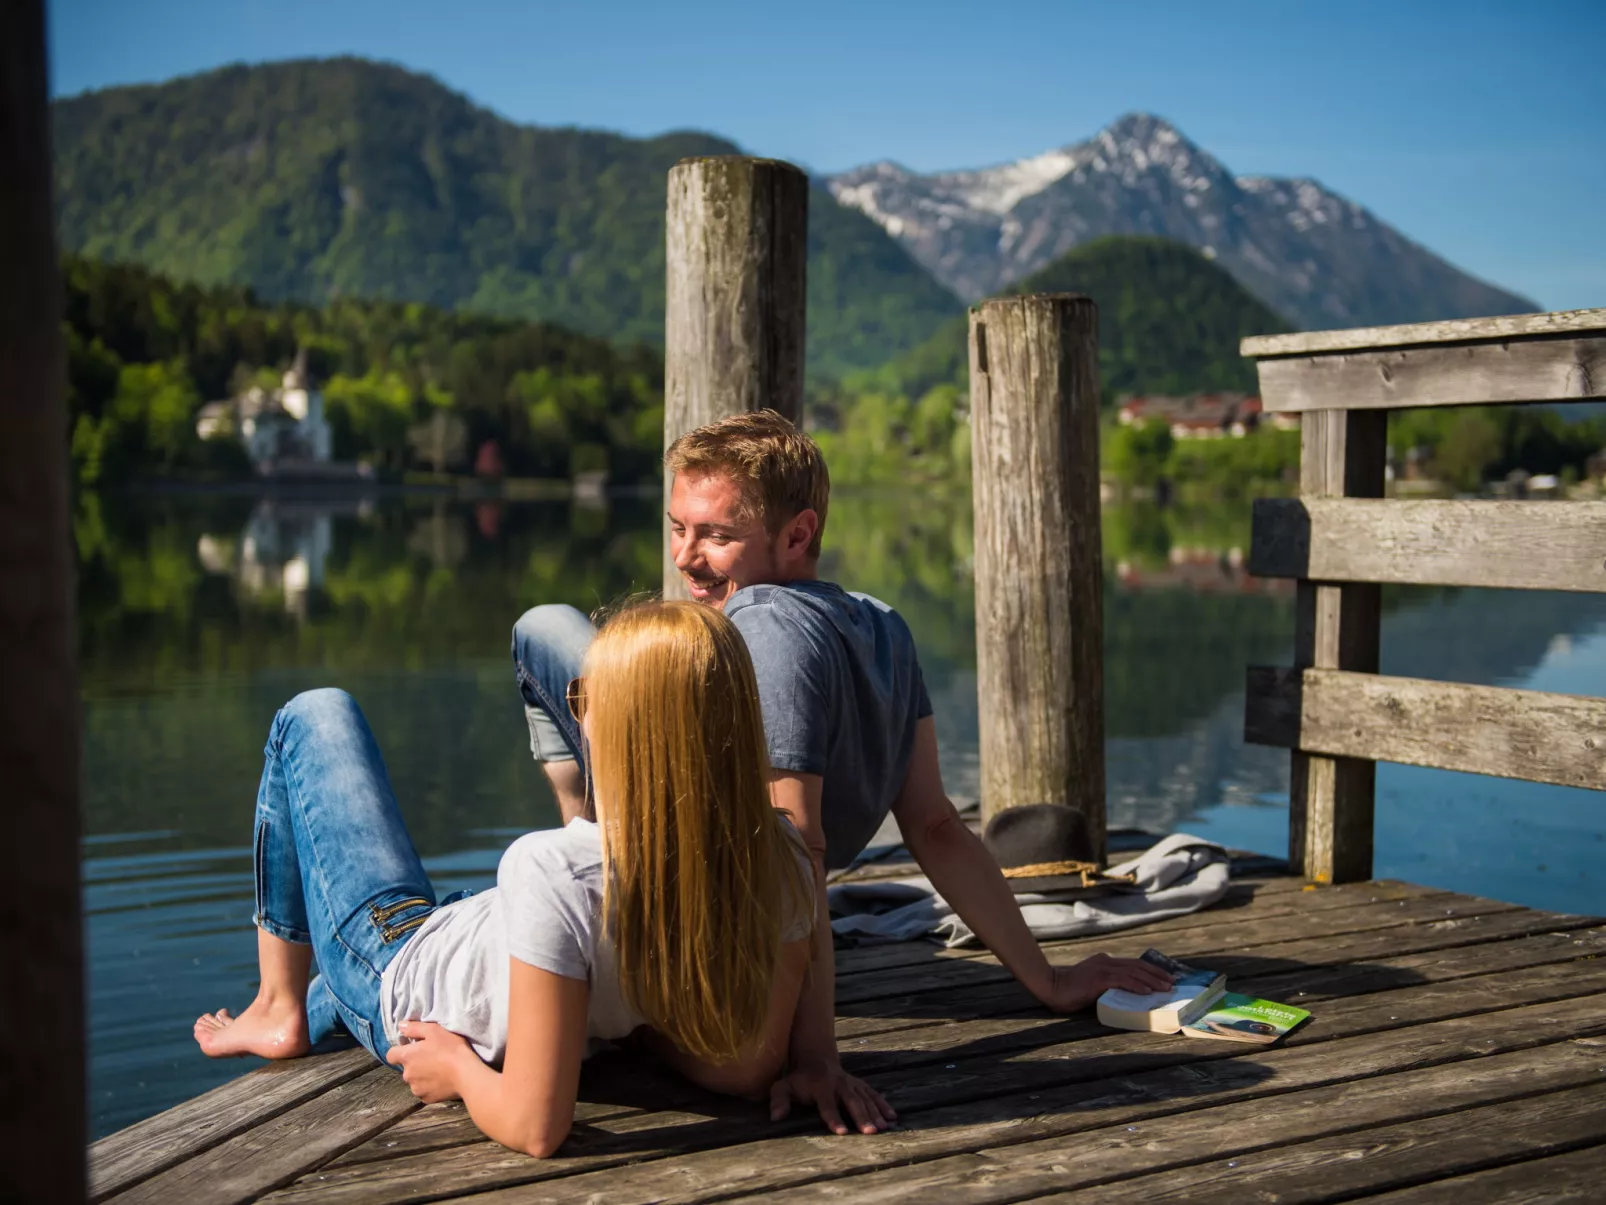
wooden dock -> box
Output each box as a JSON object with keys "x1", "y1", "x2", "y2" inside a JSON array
[{"x1": 90, "y1": 848, "x2": 1606, "y2": 1205}]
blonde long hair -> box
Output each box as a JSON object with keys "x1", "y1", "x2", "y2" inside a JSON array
[{"x1": 582, "y1": 599, "x2": 813, "y2": 1063}]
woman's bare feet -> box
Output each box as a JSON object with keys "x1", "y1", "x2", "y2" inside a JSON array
[{"x1": 193, "y1": 994, "x2": 310, "y2": 1059}]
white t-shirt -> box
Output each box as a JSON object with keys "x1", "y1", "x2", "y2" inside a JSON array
[{"x1": 379, "y1": 817, "x2": 812, "y2": 1065}]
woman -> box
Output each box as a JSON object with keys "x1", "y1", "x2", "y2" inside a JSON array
[{"x1": 193, "y1": 600, "x2": 815, "y2": 1157}]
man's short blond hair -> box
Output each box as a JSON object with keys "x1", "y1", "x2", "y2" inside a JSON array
[{"x1": 665, "y1": 410, "x2": 830, "y2": 559}]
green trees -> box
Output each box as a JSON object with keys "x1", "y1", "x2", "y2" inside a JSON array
[
  {"x1": 52, "y1": 58, "x2": 957, "y2": 377},
  {"x1": 1388, "y1": 405, "x2": 1606, "y2": 492},
  {"x1": 1104, "y1": 423, "x2": 1176, "y2": 488},
  {"x1": 61, "y1": 255, "x2": 666, "y2": 486},
  {"x1": 814, "y1": 236, "x2": 1293, "y2": 486}
]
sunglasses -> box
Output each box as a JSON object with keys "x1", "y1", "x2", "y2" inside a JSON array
[{"x1": 566, "y1": 677, "x2": 587, "y2": 723}]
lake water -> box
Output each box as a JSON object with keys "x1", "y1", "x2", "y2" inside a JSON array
[{"x1": 80, "y1": 489, "x2": 1605, "y2": 1138}]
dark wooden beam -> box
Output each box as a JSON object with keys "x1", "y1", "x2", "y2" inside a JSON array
[
  {"x1": 1286, "y1": 409, "x2": 1385, "y2": 885},
  {"x1": 1250, "y1": 498, "x2": 1606, "y2": 593},
  {"x1": 0, "y1": 1, "x2": 85, "y2": 1199},
  {"x1": 1254, "y1": 335, "x2": 1606, "y2": 413},
  {"x1": 1247, "y1": 667, "x2": 1606, "y2": 792}
]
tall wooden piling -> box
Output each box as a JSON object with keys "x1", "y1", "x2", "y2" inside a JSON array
[
  {"x1": 969, "y1": 295, "x2": 1106, "y2": 862},
  {"x1": 1287, "y1": 410, "x2": 1386, "y2": 882},
  {"x1": 0, "y1": 0, "x2": 86, "y2": 1196},
  {"x1": 662, "y1": 156, "x2": 807, "y2": 596}
]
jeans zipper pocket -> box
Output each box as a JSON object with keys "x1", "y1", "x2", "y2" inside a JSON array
[
  {"x1": 381, "y1": 913, "x2": 431, "y2": 943},
  {"x1": 370, "y1": 896, "x2": 431, "y2": 926}
]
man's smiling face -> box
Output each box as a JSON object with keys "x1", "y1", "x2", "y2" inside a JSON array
[{"x1": 667, "y1": 471, "x2": 786, "y2": 610}]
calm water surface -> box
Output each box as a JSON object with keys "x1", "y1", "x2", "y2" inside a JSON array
[{"x1": 80, "y1": 490, "x2": 1606, "y2": 1137}]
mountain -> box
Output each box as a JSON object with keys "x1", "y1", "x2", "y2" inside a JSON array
[
  {"x1": 50, "y1": 58, "x2": 960, "y2": 379},
  {"x1": 853, "y1": 235, "x2": 1293, "y2": 402},
  {"x1": 828, "y1": 113, "x2": 1537, "y2": 331}
]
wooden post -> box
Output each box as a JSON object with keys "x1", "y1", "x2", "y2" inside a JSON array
[
  {"x1": 1290, "y1": 409, "x2": 1386, "y2": 883},
  {"x1": 662, "y1": 156, "x2": 808, "y2": 597},
  {"x1": 969, "y1": 295, "x2": 1106, "y2": 863},
  {"x1": 0, "y1": 1, "x2": 86, "y2": 1198}
]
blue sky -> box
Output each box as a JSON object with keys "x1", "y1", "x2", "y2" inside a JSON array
[{"x1": 49, "y1": 0, "x2": 1605, "y2": 312}]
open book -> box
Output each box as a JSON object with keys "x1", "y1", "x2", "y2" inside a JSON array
[
  {"x1": 1096, "y1": 949, "x2": 1310, "y2": 1044},
  {"x1": 1182, "y1": 993, "x2": 1310, "y2": 1043}
]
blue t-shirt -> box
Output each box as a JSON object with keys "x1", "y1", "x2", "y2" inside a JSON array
[{"x1": 726, "y1": 580, "x2": 933, "y2": 869}]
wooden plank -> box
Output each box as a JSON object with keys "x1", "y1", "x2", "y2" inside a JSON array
[
  {"x1": 390, "y1": 993, "x2": 1606, "y2": 1205},
  {"x1": 662, "y1": 155, "x2": 807, "y2": 597},
  {"x1": 968, "y1": 294, "x2": 1105, "y2": 854},
  {"x1": 1242, "y1": 306, "x2": 1606, "y2": 358},
  {"x1": 1353, "y1": 1142, "x2": 1606, "y2": 1204},
  {"x1": 834, "y1": 887, "x2": 1517, "y2": 1009},
  {"x1": 338, "y1": 925, "x2": 1606, "y2": 1176},
  {"x1": 842, "y1": 954, "x2": 1606, "y2": 1082},
  {"x1": 875, "y1": 972, "x2": 1606, "y2": 1119},
  {"x1": 329, "y1": 1094, "x2": 666, "y2": 1169},
  {"x1": 312, "y1": 887, "x2": 1524, "y2": 1174},
  {"x1": 1239, "y1": 924, "x2": 1606, "y2": 1008},
  {"x1": 89, "y1": 1048, "x2": 375, "y2": 1200},
  {"x1": 835, "y1": 910, "x2": 1602, "y2": 1042},
  {"x1": 1245, "y1": 667, "x2": 1606, "y2": 791},
  {"x1": 1017, "y1": 1082, "x2": 1606, "y2": 1204},
  {"x1": 106, "y1": 1065, "x2": 418, "y2": 1205},
  {"x1": 833, "y1": 878, "x2": 1439, "y2": 978},
  {"x1": 275, "y1": 950, "x2": 1606, "y2": 1204},
  {"x1": 1255, "y1": 334, "x2": 1606, "y2": 413},
  {"x1": 748, "y1": 1044, "x2": 1606, "y2": 1205},
  {"x1": 0, "y1": 2, "x2": 85, "y2": 1200},
  {"x1": 333, "y1": 918, "x2": 1606, "y2": 1176},
  {"x1": 1249, "y1": 498, "x2": 1606, "y2": 593},
  {"x1": 1289, "y1": 408, "x2": 1384, "y2": 884}
]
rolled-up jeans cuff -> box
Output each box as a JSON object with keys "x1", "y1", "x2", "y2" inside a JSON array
[
  {"x1": 255, "y1": 912, "x2": 313, "y2": 944},
  {"x1": 526, "y1": 704, "x2": 577, "y2": 763}
]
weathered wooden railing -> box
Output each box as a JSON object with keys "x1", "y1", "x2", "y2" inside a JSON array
[{"x1": 1241, "y1": 308, "x2": 1606, "y2": 884}]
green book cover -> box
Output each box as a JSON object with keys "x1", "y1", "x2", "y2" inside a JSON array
[{"x1": 1181, "y1": 993, "x2": 1311, "y2": 1044}]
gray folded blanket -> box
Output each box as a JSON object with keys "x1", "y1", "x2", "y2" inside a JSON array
[{"x1": 827, "y1": 832, "x2": 1231, "y2": 948}]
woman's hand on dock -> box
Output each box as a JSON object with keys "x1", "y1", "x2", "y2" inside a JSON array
[
  {"x1": 1037, "y1": 954, "x2": 1175, "y2": 1013},
  {"x1": 769, "y1": 1055, "x2": 896, "y2": 1136},
  {"x1": 387, "y1": 1020, "x2": 475, "y2": 1103}
]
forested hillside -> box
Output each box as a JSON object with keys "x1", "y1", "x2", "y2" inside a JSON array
[
  {"x1": 811, "y1": 237, "x2": 1294, "y2": 483},
  {"x1": 62, "y1": 255, "x2": 664, "y2": 486},
  {"x1": 52, "y1": 58, "x2": 959, "y2": 378}
]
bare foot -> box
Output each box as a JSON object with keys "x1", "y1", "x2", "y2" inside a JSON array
[{"x1": 193, "y1": 996, "x2": 310, "y2": 1060}]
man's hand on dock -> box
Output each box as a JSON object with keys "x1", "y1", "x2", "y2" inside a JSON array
[{"x1": 1035, "y1": 953, "x2": 1175, "y2": 1013}]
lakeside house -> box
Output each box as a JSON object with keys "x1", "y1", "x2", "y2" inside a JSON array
[
  {"x1": 194, "y1": 349, "x2": 360, "y2": 477},
  {"x1": 1116, "y1": 392, "x2": 1299, "y2": 438}
]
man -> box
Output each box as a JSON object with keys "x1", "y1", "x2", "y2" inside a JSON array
[{"x1": 512, "y1": 411, "x2": 1171, "y2": 1135}]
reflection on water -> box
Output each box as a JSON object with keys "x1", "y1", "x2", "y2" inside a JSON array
[{"x1": 79, "y1": 490, "x2": 1605, "y2": 1137}]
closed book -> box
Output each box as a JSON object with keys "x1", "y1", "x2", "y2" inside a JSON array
[{"x1": 1096, "y1": 949, "x2": 1227, "y2": 1034}]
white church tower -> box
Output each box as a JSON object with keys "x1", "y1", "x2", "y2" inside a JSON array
[{"x1": 280, "y1": 347, "x2": 331, "y2": 461}]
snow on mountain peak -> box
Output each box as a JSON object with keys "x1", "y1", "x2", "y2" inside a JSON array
[
  {"x1": 822, "y1": 113, "x2": 1535, "y2": 326},
  {"x1": 942, "y1": 147, "x2": 1079, "y2": 215}
]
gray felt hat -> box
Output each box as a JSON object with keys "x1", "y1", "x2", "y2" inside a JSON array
[{"x1": 981, "y1": 803, "x2": 1133, "y2": 896}]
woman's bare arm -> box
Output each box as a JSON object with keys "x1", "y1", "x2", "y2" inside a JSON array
[{"x1": 388, "y1": 958, "x2": 589, "y2": 1158}]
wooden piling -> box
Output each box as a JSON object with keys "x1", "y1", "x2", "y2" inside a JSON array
[
  {"x1": 968, "y1": 295, "x2": 1106, "y2": 861},
  {"x1": 1288, "y1": 410, "x2": 1386, "y2": 883},
  {"x1": 0, "y1": 1, "x2": 86, "y2": 1197},
  {"x1": 662, "y1": 156, "x2": 807, "y2": 597}
]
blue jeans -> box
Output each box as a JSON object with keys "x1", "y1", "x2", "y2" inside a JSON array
[
  {"x1": 512, "y1": 604, "x2": 597, "y2": 775},
  {"x1": 254, "y1": 688, "x2": 462, "y2": 1063}
]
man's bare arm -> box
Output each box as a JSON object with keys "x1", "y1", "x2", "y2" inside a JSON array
[
  {"x1": 891, "y1": 717, "x2": 1172, "y2": 1011},
  {"x1": 768, "y1": 771, "x2": 895, "y2": 1135}
]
